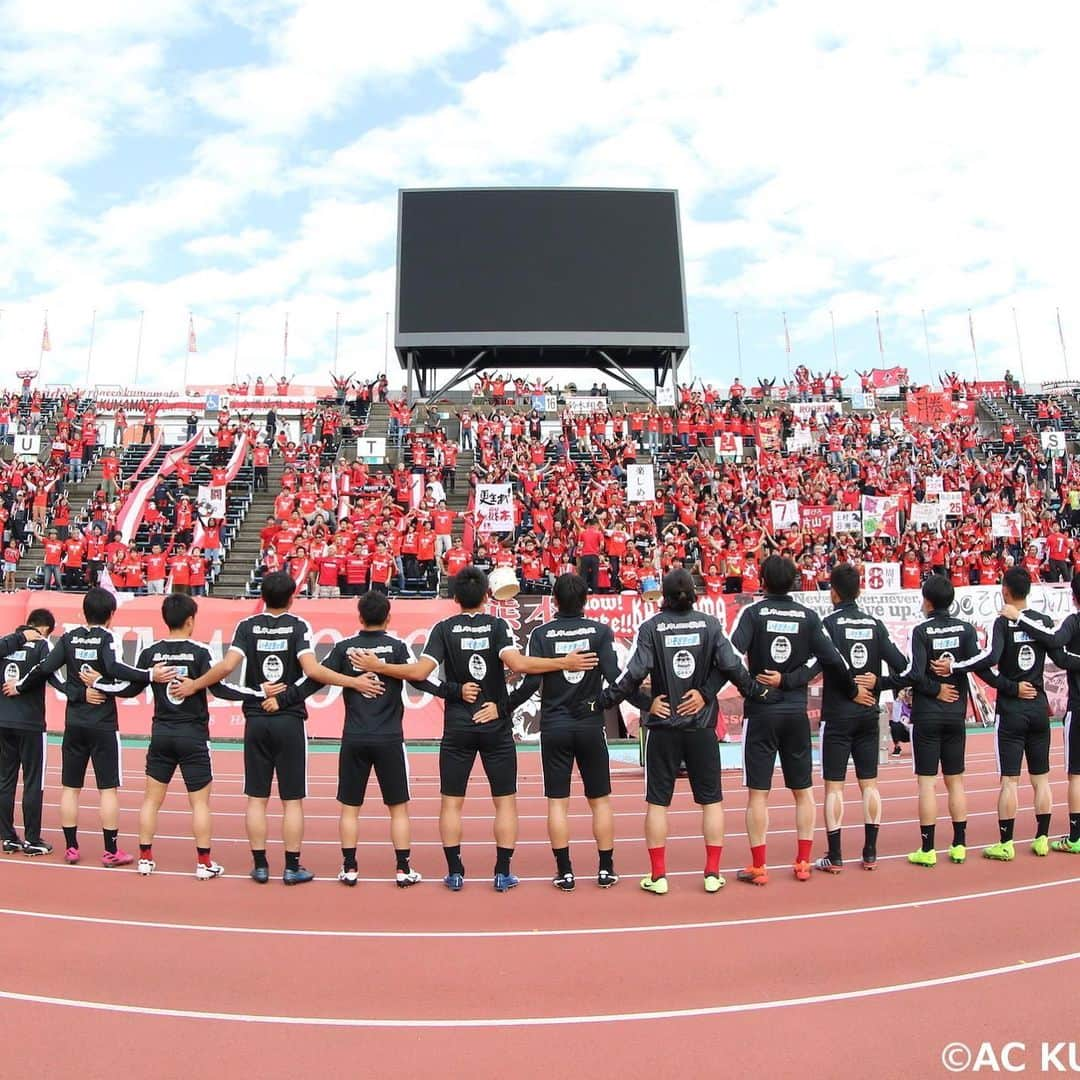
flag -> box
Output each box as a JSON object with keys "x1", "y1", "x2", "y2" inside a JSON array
[
  {"x1": 187, "y1": 315, "x2": 197, "y2": 353},
  {"x1": 98, "y1": 566, "x2": 117, "y2": 597},
  {"x1": 875, "y1": 310, "x2": 884, "y2": 358},
  {"x1": 783, "y1": 312, "x2": 791, "y2": 354},
  {"x1": 41, "y1": 320, "x2": 51, "y2": 353},
  {"x1": 1058, "y1": 307, "x2": 1066, "y2": 353},
  {"x1": 283, "y1": 313, "x2": 289, "y2": 360},
  {"x1": 968, "y1": 310, "x2": 977, "y2": 355}
]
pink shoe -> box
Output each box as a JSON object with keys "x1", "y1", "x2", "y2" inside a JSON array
[
  {"x1": 64, "y1": 846, "x2": 80, "y2": 864},
  {"x1": 102, "y1": 849, "x2": 133, "y2": 867}
]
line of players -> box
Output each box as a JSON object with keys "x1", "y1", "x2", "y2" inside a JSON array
[{"x1": 3, "y1": 555, "x2": 1080, "y2": 893}]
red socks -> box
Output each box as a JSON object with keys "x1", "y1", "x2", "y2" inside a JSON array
[
  {"x1": 648, "y1": 846, "x2": 666, "y2": 880},
  {"x1": 796, "y1": 839, "x2": 813, "y2": 864},
  {"x1": 705, "y1": 845, "x2": 723, "y2": 876},
  {"x1": 750, "y1": 844, "x2": 766, "y2": 869},
  {"x1": 197, "y1": 849, "x2": 213, "y2": 867}
]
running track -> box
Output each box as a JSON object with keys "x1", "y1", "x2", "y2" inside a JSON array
[{"x1": 2, "y1": 732, "x2": 1078, "y2": 1078}]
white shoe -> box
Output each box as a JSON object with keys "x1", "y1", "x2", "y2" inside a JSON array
[
  {"x1": 195, "y1": 860, "x2": 225, "y2": 880},
  {"x1": 137, "y1": 858, "x2": 155, "y2": 876},
  {"x1": 338, "y1": 866, "x2": 359, "y2": 887},
  {"x1": 396, "y1": 868, "x2": 422, "y2": 887}
]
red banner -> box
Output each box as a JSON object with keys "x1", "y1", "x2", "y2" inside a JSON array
[
  {"x1": 754, "y1": 415, "x2": 781, "y2": 450},
  {"x1": 907, "y1": 390, "x2": 975, "y2": 425},
  {"x1": 800, "y1": 505, "x2": 833, "y2": 536},
  {"x1": 870, "y1": 366, "x2": 908, "y2": 389},
  {"x1": 970, "y1": 381, "x2": 1010, "y2": 398}
]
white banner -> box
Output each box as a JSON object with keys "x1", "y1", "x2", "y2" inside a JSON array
[
  {"x1": 851, "y1": 392, "x2": 875, "y2": 411},
  {"x1": 626, "y1": 463, "x2": 655, "y2": 503},
  {"x1": 992, "y1": 512, "x2": 1022, "y2": 540},
  {"x1": 196, "y1": 484, "x2": 226, "y2": 518},
  {"x1": 13, "y1": 434, "x2": 40, "y2": 459},
  {"x1": 771, "y1": 499, "x2": 800, "y2": 531},
  {"x1": 938, "y1": 491, "x2": 964, "y2": 517},
  {"x1": 1042, "y1": 430, "x2": 1067, "y2": 455},
  {"x1": 354, "y1": 436, "x2": 387, "y2": 461},
  {"x1": 925, "y1": 475, "x2": 944, "y2": 495},
  {"x1": 832, "y1": 510, "x2": 862, "y2": 533},
  {"x1": 655, "y1": 385, "x2": 676, "y2": 407},
  {"x1": 910, "y1": 502, "x2": 943, "y2": 531},
  {"x1": 864, "y1": 563, "x2": 901, "y2": 591},
  {"x1": 791, "y1": 402, "x2": 842, "y2": 424},
  {"x1": 543, "y1": 394, "x2": 558, "y2": 414},
  {"x1": 476, "y1": 483, "x2": 515, "y2": 533},
  {"x1": 566, "y1": 396, "x2": 607, "y2": 415},
  {"x1": 713, "y1": 435, "x2": 744, "y2": 461},
  {"x1": 787, "y1": 428, "x2": 814, "y2": 451}
]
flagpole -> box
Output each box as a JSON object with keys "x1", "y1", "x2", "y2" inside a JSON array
[
  {"x1": 782, "y1": 311, "x2": 791, "y2": 379},
  {"x1": 233, "y1": 311, "x2": 240, "y2": 384},
  {"x1": 921, "y1": 308, "x2": 932, "y2": 385},
  {"x1": 1058, "y1": 307, "x2": 1071, "y2": 380},
  {"x1": 1011, "y1": 307, "x2": 1027, "y2": 387},
  {"x1": 383, "y1": 311, "x2": 389, "y2": 370},
  {"x1": 184, "y1": 312, "x2": 191, "y2": 390},
  {"x1": 86, "y1": 309, "x2": 96, "y2": 388},
  {"x1": 334, "y1": 311, "x2": 340, "y2": 376},
  {"x1": 968, "y1": 308, "x2": 981, "y2": 382},
  {"x1": 735, "y1": 310, "x2": 743, "y2": 381},
  {"x1": 875, "y1": 310, "x2": 885, "y2": 364},
  {"x1": 829, "y1": 309, "x2": 838, "y2": 367},
  {"x1": 39, "y1": 309, "x2": 47, "y2": 371},
  {"x1": 134, "y1": 309, "x2": 144, "y2": 385},
  {"x1": 283, "y1": 312, "x2": 289, "y2": 379}
]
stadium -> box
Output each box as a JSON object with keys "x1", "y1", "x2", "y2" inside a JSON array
[{"x1": 1, "y1": 7, "x2": 1078, "y2": 1079}]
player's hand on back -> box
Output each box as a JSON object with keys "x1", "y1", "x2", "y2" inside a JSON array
[
  {"x1": 1016, "y1": 681, "x2": 1038, "y2": 700},
  {"x1": 348, "y1": 648, "x2": 382, "y2": 672},
  {"x1": 563, "y1": 650, "x2": 598, "y2": 672},
  {"x1": 937, "y1": 683, "x2": 959, "y2": 702},
  {"x1": 262, "y1": 696, "x2": 279, "y2": 713},
  {"x1": 930, "y1": 657, "x2": 953, "y2": 676},
  {"x1": 2, "y1": 680, "x2": 18, "y2": 697},
  {"x1": 756, "y1": 670, "x2": 782, "y2": 688},
  {"x1": 86, "y1": 687, "x2": 106, "y2": 705},
  {"x1": 261, "y1": 682, "x2": 285, "y2": 697},
  {"x1": 461, "y1": 681, "x2": 480, "y2": 703},
  {"x1": 151, "y1": 663, "x2": 179, "y2": 683},
  {"x1": 650, "y1": 694, "x2": 670, "y2": 718},
  {"x1": 473, "y1": 702, "x2": 499, "y2": 724},
  {"x1": 677, "y1": 689, "x2": 706, "y2": 716},
  {"x1": 171, "y1": 677, "x2": 199, "y2": 699},
  {"x1": 853, "y1": 687, "x2": 876, "y2": 707},
  {"x1": 854, "y1": 672, "x2": 877, "y2": 690},
  {"x1": 79, "y1": 668, "x2": 101, "y2": 687},
  {"x1": 352, "y1": 673, "x2": 384, "y2": 698}
]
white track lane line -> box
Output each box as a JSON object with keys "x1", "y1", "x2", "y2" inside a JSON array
[
  {"x1": 2, "y1": 948, "x2": 1079, "y2": 1026},
  {"x1": 1, "y1": 865, "x2": 1076, "y2": 920}
]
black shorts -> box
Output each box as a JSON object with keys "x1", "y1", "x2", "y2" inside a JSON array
[
  {"x1": 1065, "y1": 710, "x2": 1080, "y2": 776},
  {"x1": 743, "y1": 710, "x2": 811, "y2": 791},
  {"x1": 338, "y1": 738, "x2": 410, "y2": 806},
  {"x1": 912, "y1": 720, "x2": 966, "y2": 777},
  {"x1": 643, "y1": 726, "x2": 721, "y2": 807},
  {"x1": 540, "y1": 725, "x2": 611, "y2": 800},
  {"x1": 440, "y1": 725, "x2": 517, "y2": 798},
  {"x1": 820, "y1": 712, "x2": 879, "y2": 782},
  {"x1": 146, "y1": 731, "x2": 213, "y2": 792},
  {"x1": 61, "y1": 726, "x2": 121, "y2": 790},
  {"x1": 243, "y1": 714, "x2": 307, "y2": 801},
  {"x1": 996, "y1": 710, "x2": 1051, "y2": 777}
]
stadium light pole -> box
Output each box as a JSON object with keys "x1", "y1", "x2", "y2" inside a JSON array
[
  {"x1": 1058, "y1": 307, "x2": 1071, "y2": 380},
  {"x1": 921, "y1": 308, "x2": 932, "y2": 385}
]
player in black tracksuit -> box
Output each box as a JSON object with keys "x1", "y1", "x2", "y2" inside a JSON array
[
  {"x1": 0, "y1": 611, "x2": 75, "y2": 856},
  {"x1": 894, "y1": 574, "x2": 979, "y2": 867},
  {"x1": 283, "y1": 590, "x2": 455, "y2": 887},
  {"x1": 944, "y1": 567, "x2": 1080, "y2": 862},
  {"x1": 1003, "y1": 575, "x2": 1080, "y2": 852},
  {"x1": 8, "y1": 587, "x2": 176, "y2": 866},
  {"x1": 595, "y1": 569, "x2": 770, "y2": 895},
  {"x1": 174, "y1": 571, "x2": 383, "y2": 886},
  {"x1": 792, "y1": 564, "x2": 910, "y2": 872},
  {"x1": 729, "y1": 555, "x2": 864, "y2": 885},
  {"x1": 353, "y1": 566, "x2": 599, "y2": 892},
  {"x1": 506, "y1": 572, "x2": 652, "y2": 891}
]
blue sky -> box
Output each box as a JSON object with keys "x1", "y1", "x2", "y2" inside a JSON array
[{"x1": 0, "y1": 0, "x2": 1076, "y2": 393}]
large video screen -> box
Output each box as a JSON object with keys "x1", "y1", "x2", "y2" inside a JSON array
[{"x1": 396, "y1": 188, "x2": 687, "y2": 347}]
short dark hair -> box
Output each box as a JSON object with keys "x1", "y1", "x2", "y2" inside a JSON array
[
  {"x1": 162, "y1": 592, "x2": 197, "y2": 630},
  {"x1": 762, "y1": 555, "x2": 797, "y2": 595},
  {"x1": 83, "y1": 587, "x2": 117, "y2": 626},
  {"x1": 453, "y1": 565, "x2": 489, "y2": 609},
  {"x1": 1002, "y1": 565, "x2": 1031, "y2": 600},
  {"x1": 922, "y1": 574, "x2": 954, "y2": 611},
  {"x1": 661, "y1": 569, "x2": 697, "y2": 613},
  {"x1": 358, "y1": 590, "x2": 390, "y2": 627},
  {"x1": 830, "y1": 563, "x2": 861, "y2": 603},
  {"x1": 553, "y1": 572, "x2": 588, "y2": 616},
  {"x1": 261, "y1": 570, "x2": 297, "y2": 609},
  {"x1": 26, "y1": 608, "x2": 55, "y2": 635}
]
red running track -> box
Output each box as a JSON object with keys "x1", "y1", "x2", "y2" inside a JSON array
[{"x1": 1, "y1": 731, "x2": 1079, "y2": 1079}]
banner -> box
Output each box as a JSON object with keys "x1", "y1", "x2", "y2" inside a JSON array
[
  {"x1": 938, "y1": 491, "x2": 964, "y2": 517},
  {"x1": 1042, "y1": 430, "x2": 1067, "y2": 456},
  {"x1": 790, "y1": 402, "x2": 841, "y2": 424},
  {"x1": 851, "y1": 392, "x2": 874, "y2": 411},
  {"x1": 625, "y1": 463, "x2": 655, "y2": 503},
  {"x1": 863, "y1": 563, "x2": 901, "y2": 591},
  {"x1": 908, "y1": 389, "x2": 974, "y2": 425},
  {"x1": 870, "y1": 366, "x2": 908, "y2": 389},
  {"x1": 970, "y1": 381, "x2": 1010, "y2": 398},
  {"x1": 910, "y1": 502, "x2": 943, "y2": 531},
  {"x1": 354, "y1": 436, "x2": 387, "y2": 461},
  {"x1": 925, "y1": 475, "x2": 944, "y2": 495},
  {"x1": 476, "y1": 484, "x2": 515, "y2": 532},
  {"x1": 755, "y1": 416, "x2": 782, "y2": 451},
  {"x1": 786, "y1": 428, "x2": 814, "y2": 452},
  {"x1": 713, "y1": 434, "x2": 744, "y2": 461},
  {"x1": 543, "y1": 394, "x2": 558, "y2": 414},
  {"x1": 13, "y1": 434, "x2": 40, "y2": 459},
  {"x1": 861, "y1": 495, "x2": 899, "y2": 538},
  {"x1": 197, "y1": 485, "x2": 227, "y2": 519},
  {"x1": 832, "y1": 510, "x2": 862, "y2": 534},
  {"x1": 565, "y1": 396, "x2": 607, "y2": 415},
  {"x1": 800, "y1": 505, "x2": 832, "y2": 536},
  {"x1": 771, "y1": 499, "x2": 800, "y2": 531},
  {"x1": 655, "y1": 385, "x2": 676, "y2": 407},
  {"x1": 991, "y1": 512, "x2": 1022, "y2": 540}
]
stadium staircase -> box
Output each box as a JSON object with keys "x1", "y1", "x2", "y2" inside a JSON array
[{"x1": 211, "y1": 455, "x2": 285, "y2": 598}]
